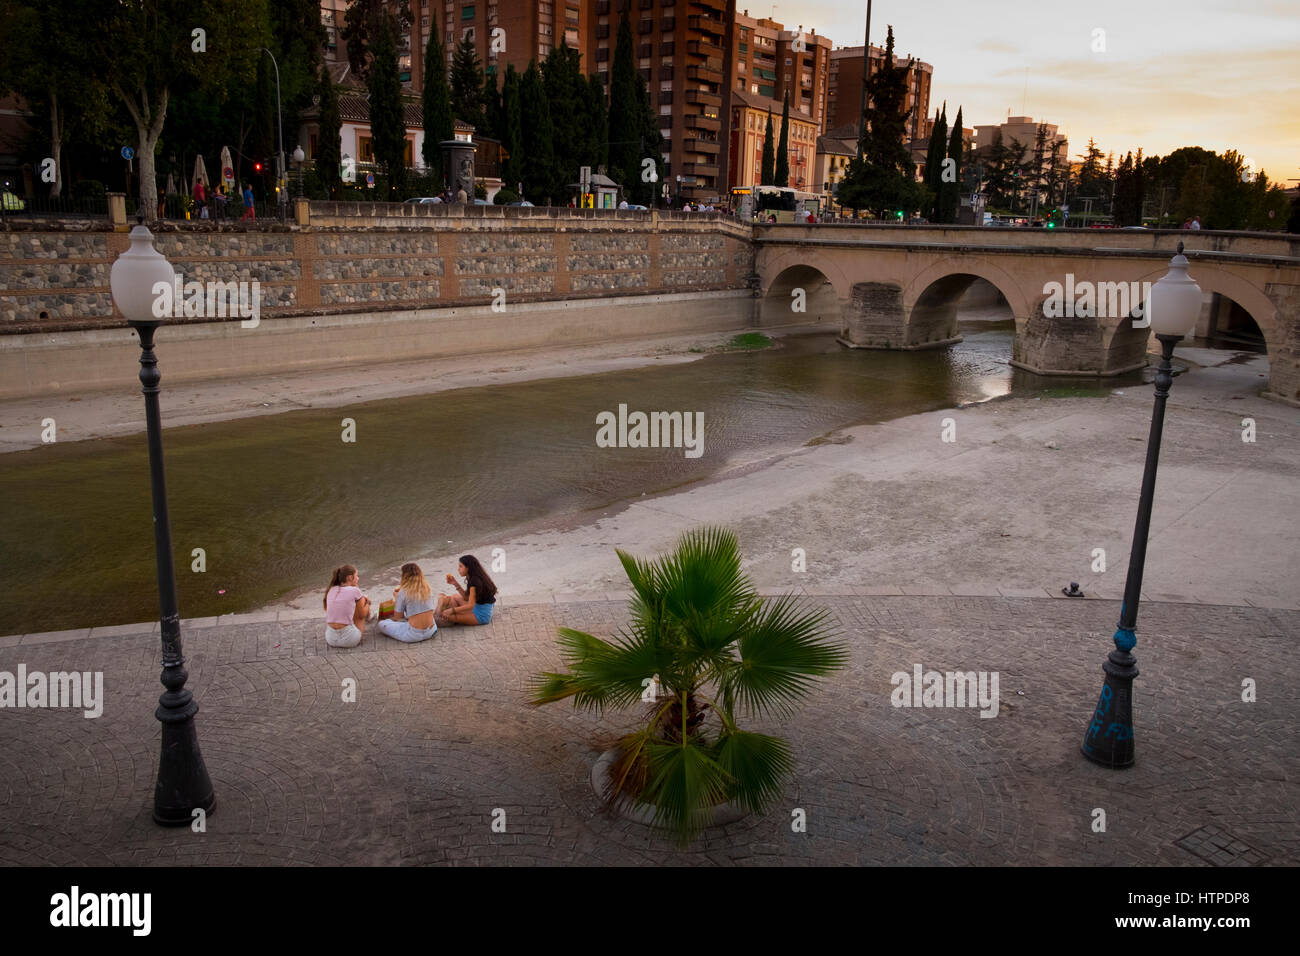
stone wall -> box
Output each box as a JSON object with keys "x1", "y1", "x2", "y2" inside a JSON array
[
  {"x1": 0, "y1": 207, "x2": 761, "y2": 398},
  {"x1": 0, "y1": 205, "x2": 755, "y2": 332}
]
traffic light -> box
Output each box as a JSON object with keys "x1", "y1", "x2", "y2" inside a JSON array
[{"x1": 254, "y1": 161, "x2": 262, "y2": 173}]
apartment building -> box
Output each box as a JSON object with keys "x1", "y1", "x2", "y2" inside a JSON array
[
  {"x1": 730, "y1": 10, "x2": 830, "y2": 133},
  {"x1": 973, "y1": 114, "x2": 1068, "y2": 162},
  {"x1": 825, "y1": 43, "x2": 932, "y2": 144},
  {"x1": 727, "y1": 88, "x2": 820, "y2": 192}
]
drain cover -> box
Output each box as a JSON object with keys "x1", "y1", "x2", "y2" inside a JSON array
[{"x1": 1176, "y1": 824, "x2": 1267, "y2": 866}]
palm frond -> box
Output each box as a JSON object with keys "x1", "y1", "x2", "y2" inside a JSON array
[
  {"x1": 712, "y1": 729, "x2": 795, "y2": 813},
  {"x1": 719, "y1": 593, "x2": 849, "y2": 718},
  {"x1": 527, "y1": 626, "x2": 661, "y2": 711},
  {"x1": 640, "y1": 736, "x2": 733, "y2": 845}
]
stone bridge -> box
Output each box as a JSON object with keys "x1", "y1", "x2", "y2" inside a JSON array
[{"x1": 754, "y1": 224, "x2": 1300, "y2": 404}]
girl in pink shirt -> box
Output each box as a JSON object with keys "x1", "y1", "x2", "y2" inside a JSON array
[{"x1": 324, "y1": 564, "x2": 372, "y2": 647}]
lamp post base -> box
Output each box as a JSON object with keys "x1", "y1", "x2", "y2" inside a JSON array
[{"x1": 1081, "y1": 636, "x2": 1138, "y2": 769}]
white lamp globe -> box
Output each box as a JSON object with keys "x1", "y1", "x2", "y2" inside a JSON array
[
  {"x1": 110, "y1": 224, "x2": 176, "y2": 324},
  {"x1": 1144, "y1": 243, "x2": 1203, "y2": 338},
  {"x1": 292, "y1": 145, "x2": 305, "y2": 163}
]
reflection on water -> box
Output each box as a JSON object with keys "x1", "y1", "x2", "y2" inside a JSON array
[{"x1": 1, "y1": 312, "x2": 1144, "y2": 630}]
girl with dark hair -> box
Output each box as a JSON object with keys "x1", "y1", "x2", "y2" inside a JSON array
[
  {"x1": 323, "y1": 564, "x2": 372, "y2": 648},
  {"x1": 378, "y1": 562, "x2": 438, "y2": 643},
  {"x1": 435, "y1": 555, "x2": 498, "y2": 626}
]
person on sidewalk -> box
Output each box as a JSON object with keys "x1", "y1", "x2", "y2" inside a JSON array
[
  {"x1": 435, "y1": 555, "x2": 498, "y2": 627},
  {"x1": 378, "y1": 563, "x2": 439, "y2": 643},
  {"x1": 240, "y1": 182, "x2": 256, "y2": 221},
  {"x1": 324, "y1": 564, "x2": 373, "y2": 648},
  {"x1": 193, "y1": 179, "x2": 207, "y2": 219}
]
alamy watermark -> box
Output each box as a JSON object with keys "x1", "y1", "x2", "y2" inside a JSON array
[
  {"x1": 890, "y1": 664, "x2": 999, "y2": 718},
  {"x1": 50, "y1": 886, "x2": 150, "y2": 935},
  {"x1": 595, "y1": 403, "x2": 704, "y2": 458},
  {"x1": 151, "y1": 270, "x2": 261, "y2": 328},
  {"x1": 1042, "y1": 274, "x2": 1152, "y2": 326},
  {"x1": 0, "y1": 665, "x2": 103, "y2": 718}
]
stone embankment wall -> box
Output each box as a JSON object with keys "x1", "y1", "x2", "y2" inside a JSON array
[{"x1": 0, "y1": 206, "x2": 760, "y2": 398}]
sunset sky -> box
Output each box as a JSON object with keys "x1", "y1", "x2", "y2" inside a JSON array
[{"x1": 776, "y1": 0, "x2": 1299, "y2": 185}]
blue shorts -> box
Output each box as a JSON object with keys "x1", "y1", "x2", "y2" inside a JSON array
[{"x1": 473, "y1": 603, "x2": 494, "y2": 625}]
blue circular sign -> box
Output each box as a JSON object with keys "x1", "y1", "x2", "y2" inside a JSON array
[{"x1": 121, "y1": 146, "x2": 135, "y2": 160}]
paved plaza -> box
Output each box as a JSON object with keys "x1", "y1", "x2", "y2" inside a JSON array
[{"x1": 1, "y1": 594, "x2": 1295, "y2": 866}]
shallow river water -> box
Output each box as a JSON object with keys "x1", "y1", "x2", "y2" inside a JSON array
[{"x1": 1, "y1": 313, "x2": 1145, "y2": 631}]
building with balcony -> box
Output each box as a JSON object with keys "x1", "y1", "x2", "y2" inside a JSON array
[
  {"x1": 731, "y1": 11, "x2": 831, "y2": 133},
  {"x1": 727, "y1": 87, "x2": 820, "y2": 193},
  {"x1": 825, "y1": 43, "x2": 932, "y2": 144},
  {"x1": 594, "y1": 0, "x2": 735, "y2": 203}
]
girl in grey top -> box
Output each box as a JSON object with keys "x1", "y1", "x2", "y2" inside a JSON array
[{"x1": 378, "y1": 563, "x2": 438, "y2": 643}]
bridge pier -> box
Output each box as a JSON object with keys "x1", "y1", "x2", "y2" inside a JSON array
[
  {"x1": 1011, "y1": 301, "x2": 1149, "y2": 377},
  {"x1": 837, "y1": 281, "x2": 961, "y2": 350}
]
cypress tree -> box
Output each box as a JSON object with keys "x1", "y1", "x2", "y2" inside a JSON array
[
  {"x1": 924, "y1": 104, "x2": 947, "y2": 219},
  {"x1": 367, "y1": 13, "x2": 407, "y2": 199},
  {"x1": 543, "y1": 39, "x2": 582, "y2": 188},
  {"x1": 632, "y1": 69, "x2": 663, "y2": 205},
  {"x1": 480, "y1": 68, "x2": 502, "y2": 141},
  {"x1": 520, "y1": 61, "x2": 555, "y2": 204},
  {"x1": 761, "y1": 108, "x2": 775, "y2": 185},
  {"x1": 450, "y1": 33, "x2": 485, "y2": 130},
  {"x1": 774, "y1": 92, "x2": 790, "y2": 188},
  {"x1": 607, "y1": 2, "x2": 640, "y2": 192},
  {"x1": 940, "y1": 106, "x2": 962, "y2": 223},
  {"x1": 586, "y1": 74, "x2": 608, "y2": 170},
  {"x1": 501, "y1": 64, "x2": 524, "y2": 192},
  {"x1": 421, "y1": 14, "x2": 453, "y2": 179},
  {"x1": 316, "y1": 65, "x2": 342, "y2": 198}
]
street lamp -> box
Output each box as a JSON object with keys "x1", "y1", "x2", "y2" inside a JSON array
[
  {"x1": 292, "y1": 145, "x2": 305, "y2": 200},
  {"x1": 262, "y1": 48, "x2": 287, "y2": 217},
  {"x1": 109, "y1": 222, "x2": 217, "y2": 824},
  {"x1": 1081, "y1": 241, "x2": 1202, "y2": 769}
]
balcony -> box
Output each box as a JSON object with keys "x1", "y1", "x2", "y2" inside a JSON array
[
  {"x1": 687, "y1": 39, "x2": 723, "y2": 58},
  {"x1": 596, "y1": 0, "x2": 610, "y2": 13},
  {"x1": 659, "y1": 64, "x2": 675, "y2": 80},
  {"x1": 685, "y1": 89, "x2": 721, "y2": 106},
  {"x1": 690, "y1": 0, "x2": 727, "y2": 13},
  {"x1": 684, "y1": 113, "x2": 721, "y2": 132},
  {"x1": 684, "y1": 137, "x2": 720, "y2": 154},
  {"x1": 681, "y1": 162, "x2": 719, "y2": 177},
  {"x1": 687, "y1": 15, "x2": 724, "y2": 36},
  {"x1": 687, "y1": 63, "x2": 723, "y2": 83}
]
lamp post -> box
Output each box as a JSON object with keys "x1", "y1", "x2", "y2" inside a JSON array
[
  {"x1": 1081, "y1": 241, "x2": 1202, "y2": 769},
  {"x1": 110, "y1": 222, "x2": 217, "y2": 824},
  {"x1": 262, "y1": 48, "x2": 287, "y2": 218},
  {"x1": 292, "y1": 145, "x2": 305, "y2": 199}
]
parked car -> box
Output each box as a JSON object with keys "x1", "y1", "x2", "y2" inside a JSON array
[
  {"x1": 626, "y1": 204, "x2": 648, "y2": 211},
  {"x1": 507, "y1": 200, "x2": 535, "y2": 207},
  {"x1": 473, "y1": 198, "x2": 491, "y2": 205},
  {"x1": 404, "y1": 196, "x2": 442, "y2": 204}
]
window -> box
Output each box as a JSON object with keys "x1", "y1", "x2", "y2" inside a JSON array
[
  {"x1": 639, "y1": 18, "x2": 653, "y2": 34},
  {"x1": 596, "y1": 47, "x2": 609, "y2": 61},
  {"x1": 785, "y1": 57, "x2": 792, "y2": 65},
  {"x1": 321, "y1": 10, "x2": 334, "y2": 26},
  {"x1": 462, "y1": 5, "x2": 475, "y2": 19}
]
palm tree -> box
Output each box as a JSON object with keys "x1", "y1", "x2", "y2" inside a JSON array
[{"x1": 531, "y1": 526, "x2": 848, "y2": 844}]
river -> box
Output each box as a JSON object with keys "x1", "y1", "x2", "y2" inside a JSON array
[{"x1": 1, "y1": 310, "x2": 1145, "y2": 631}]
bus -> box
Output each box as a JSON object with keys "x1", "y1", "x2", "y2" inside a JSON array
[{"x1": 753, "y1": 186, "x2": 822, "y2": 222}]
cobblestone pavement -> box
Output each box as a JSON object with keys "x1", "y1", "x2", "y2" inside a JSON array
[{"x1": 1, "y1": 596, "x2": 1295, "y2": 866}]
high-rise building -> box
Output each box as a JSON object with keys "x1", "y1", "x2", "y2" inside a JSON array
[
  {"x1": 825, "y1": 44, "x2": 932, "y2": 144},
  {"x1": 730, "y1": 11, "x2": 830, "y2": 134},
  {"x1": 591, "y1": 0, "x2": 732, "y2": 203},
  {"x1": 973, "y1": 115, "x2": 1067, "y2": 162}
]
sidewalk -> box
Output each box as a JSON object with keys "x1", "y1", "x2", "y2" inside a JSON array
[{"x1": 1, "y1": 594, "x2": 1295, "y2": 866}]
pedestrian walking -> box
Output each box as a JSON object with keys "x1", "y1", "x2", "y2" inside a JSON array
[
  {"x1": 240, "y1": 182, "x2": 255, "y2": 221},
  {"x1": 1190, "y1": 216, "x2": 1201, "y2": 230}
]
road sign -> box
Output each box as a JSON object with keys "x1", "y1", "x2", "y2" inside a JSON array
[
  {"x1": 222, "y1": 166, "x2": 234, "y2": 182},
  {"x1": 366, "y1": 173, "x2": 375, "y2": 188},
  {"x1": 121, "y1": 146, "x2": 134, "y2": 161},
  {"x1": 970, "y1": 193, "x2": 979, "y2": 206}
]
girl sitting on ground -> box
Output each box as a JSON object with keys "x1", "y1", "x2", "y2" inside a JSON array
[
  {"x1": 435, "y1": 555, "x2": 498, "y2": 627},
  {"x1": 324, "y1": 564, "x2": 372, "y2": 648},
  {"x1": 378, "y1": 562, "x2": 439, "y2": 643}
]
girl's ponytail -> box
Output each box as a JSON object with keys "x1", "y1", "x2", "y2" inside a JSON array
[{"x1": 324, "y1": 564, "x2": 357, "y2": 609}]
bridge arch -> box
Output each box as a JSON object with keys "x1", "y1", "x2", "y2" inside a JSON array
[
  {"x1": 902, "y1": 258, "x2": 1031, "y2": 348},
  {"x1": 758, "y1": 261, "x2": 843, "y2": 327}
]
